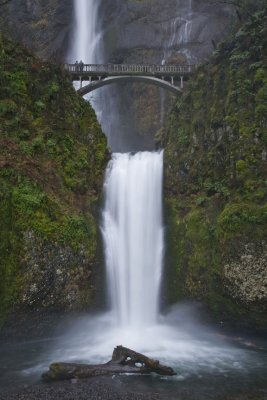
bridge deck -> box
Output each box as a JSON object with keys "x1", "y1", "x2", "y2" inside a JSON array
[{"x1": 65, "y1": 63, "x2": 195, "y2": 79}]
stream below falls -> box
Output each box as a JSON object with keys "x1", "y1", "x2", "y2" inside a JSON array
[{"x1": 0, "y1": 307, "x2": 267, "y2": 399}]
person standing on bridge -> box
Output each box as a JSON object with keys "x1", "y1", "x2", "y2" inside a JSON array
[
  {"x1": 75, "y1": 60, "x2": 79, "y2": 71},
  {"x1": 79, "y1": 60, "x2": 84, "y2": 72}
]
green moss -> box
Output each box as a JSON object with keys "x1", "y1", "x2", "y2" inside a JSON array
[
  {"x1": 0, "y1": 189, "x2": 22, "y2": 323},
  {"x1": 164, "y1": 198, "x2": 187, "y2": 303},
  {"x1": 0, "y1": 34, "x2": 109, "y2": 323},
  {"x1": 162, "y1": 10, "x2": 267, "y2": 328},
  {"x1": 218, "y1": 202, "x2": 267, "y2": 238}
]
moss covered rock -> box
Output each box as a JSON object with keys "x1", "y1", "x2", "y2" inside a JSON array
[
  {"x1": 0, "y1": 35, "x2": 109, "y2": 325},
  {"x1": 161, "y1": 10, "x2": 267, "y2": 330}
]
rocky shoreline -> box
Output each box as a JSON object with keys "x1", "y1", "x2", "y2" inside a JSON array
[
  {"x1": 0, "y1": 379, "x2": 168, "y2": 400},
  {"x1": 1, "y1": 378, "x2": 267, "y2": 400}
]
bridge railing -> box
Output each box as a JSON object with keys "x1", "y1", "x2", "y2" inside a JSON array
[{"x1": 65, "y1": 63, "x2": 195, "y2": 75}]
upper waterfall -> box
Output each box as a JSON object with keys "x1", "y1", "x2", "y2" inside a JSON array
[
  {"x1": 162, "y1": 0, "x2": 194, "y2": 63},
  {"x1": 69, "y1": 0, "x2": 101, "y2": 63}
]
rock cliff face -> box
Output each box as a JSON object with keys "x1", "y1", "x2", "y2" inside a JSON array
[
  {"x1": 97, "y1": 0, "x2": 237, "y2": 151},
  {"x1": 0, "y1": 0, "x2": 237, "y2": 151},
  {"x1": 223, "y1": 243, "x2": 267, "y2": 304},
  {"x1": 161, "y1": 10, "x2": 267, "y2": 330},
  {"x1": 0, "y1": 0, "x2": 73, "y2": 61},
  {"x1": 100, "y1": 0, "x2": 236, "y2": 63},
  {"x1": 1, "y1": 0, "x2": 236, "y2": 63}
]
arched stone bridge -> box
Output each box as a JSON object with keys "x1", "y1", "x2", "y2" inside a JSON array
[{"x1": 64, "y1": 63, "x2": 195, "y2": 96}]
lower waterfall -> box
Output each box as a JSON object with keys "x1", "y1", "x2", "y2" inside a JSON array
[
  {"x1": 11, "y1": 152, "x2": 265, "y2": 398},
  {"x1": 102, "y1": 152, "x2": 164, "y2": 328},
  {"x1": 43, "y1": 152, "x2": 251, "y2": 372}
]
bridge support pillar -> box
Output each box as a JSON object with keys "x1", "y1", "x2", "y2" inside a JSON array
[
  {"x1": 180, "y1": 76, "x2": 184, "y2": 89},
  {"x1": 171, "y1": 76, "x2": 174, "y2": 85},
  {"x1": 80, "y1": 76, "x2": 82, "y2": 89}
]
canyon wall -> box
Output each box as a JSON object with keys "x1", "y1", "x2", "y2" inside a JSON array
[{"x1": 161, "y1": 10, "x2": 267, "y2": 330}]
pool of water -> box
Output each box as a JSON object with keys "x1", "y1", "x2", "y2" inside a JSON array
[{"x1": 0, "y1": 306, "x2": 266, "y2": 399}]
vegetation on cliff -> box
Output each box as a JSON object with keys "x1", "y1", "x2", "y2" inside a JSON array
[
  {"x1": 162, "y1": 10, "x2": 267, "y2": 330},
  {"x1": 0, "y1": 35, "x2": 108, "y2": 324}
]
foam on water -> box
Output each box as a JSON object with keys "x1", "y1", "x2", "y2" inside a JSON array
[{"x1": 22, "y1": 306, "x2": 264, "y2": 386}]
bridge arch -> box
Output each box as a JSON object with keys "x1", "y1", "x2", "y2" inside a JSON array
[{"x1": 77, "y1": 75, "x2": 182, "y2": 96}]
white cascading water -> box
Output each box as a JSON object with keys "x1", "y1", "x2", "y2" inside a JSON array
[
  {"x1": 37, "y1": 0, "x2": 254, "y2": 383},
  {"x1": 70, "y1": 0, "x2": 165, "y2": 330},
  {"x1": 162, "y1": 0, "x2": 194, "y2": 64},
  {"x1": 69, "y1": 0, "x2": 106, "y2": 129},
  {"x1": 102, "y1": 152, "x2": 164, "y2": 328},
  {"x1": 70, "y1": 0, "x2": 100, "y2": 63},
  {"x1": 160, "y1": 1, "x2": 193, "y2": 128},
  {"x1": 70, "y1": 0, "x2": 120, "y2": 150}
]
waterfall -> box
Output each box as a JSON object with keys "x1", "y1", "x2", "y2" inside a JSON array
[
  {"x1": 160, "y1": 0, "x2": 194, "y2": 128},
  {"x1": 37, "y1": 1, "x2": 253, "y2": 382},
  {"x1": 70, "y1": 2, "x2": 165, "y2": 329},
  {"x1": 102, "y1": 152, "x2": 164, "y2": 328},
  {"x1": 69, "y1": 0, "x2": 105, "y2": 128},
  {"x1": 162, "y1": 0, "x2": 194, "y2": 64},
  {"x1": 18, "y1": 2, "x2": 256, "y2": 390},
  {"x1": 70, "y1": 0, "x2": 101, "y2": 63},
  {"x1": 69, "y1": 0, "x2": 121, "y2": 151}
]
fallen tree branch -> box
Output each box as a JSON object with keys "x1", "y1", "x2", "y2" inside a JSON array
[{"x1": 42, "y1": 345, "x2": 176, "y2": 381}]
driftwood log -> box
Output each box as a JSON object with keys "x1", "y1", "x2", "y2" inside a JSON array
[{"x1": 42, "y1": 345, "x2": 176, "y2": 381}]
